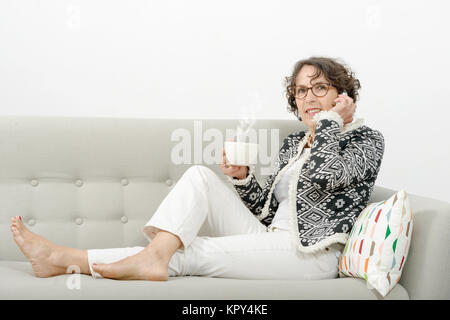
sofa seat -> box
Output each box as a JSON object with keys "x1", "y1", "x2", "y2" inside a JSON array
[{"x1": 0, "y1": 261, "x2": 408, "y2": 300}]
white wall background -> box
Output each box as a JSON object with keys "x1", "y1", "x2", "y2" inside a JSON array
[{"x1": 1, "y1": 0, "x2": 449, "y2": 202}]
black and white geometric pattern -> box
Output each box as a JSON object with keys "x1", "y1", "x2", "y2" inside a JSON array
[{"x1": 230, "y1": 113, "x2": 385, "y2": 252}]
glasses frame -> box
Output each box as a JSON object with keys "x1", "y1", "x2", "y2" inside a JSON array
[{"x1": 290, "y1": 82, "x2": 334, "y2": 99}]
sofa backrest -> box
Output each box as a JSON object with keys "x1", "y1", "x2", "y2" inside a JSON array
[{"x1": 0, "y1": 116, "x2": 304, "y2": 261}]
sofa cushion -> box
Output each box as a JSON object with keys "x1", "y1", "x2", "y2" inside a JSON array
[
  {"x1": 0, "y1": 261, "x2": 408, "y2": 300},
  {"x1": 339, "y1": 190, "x2": 413, "y2": 297}
]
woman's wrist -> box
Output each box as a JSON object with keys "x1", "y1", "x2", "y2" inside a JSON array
[
  {"x1": 233, "y1": 167, "x2": 249, "y2": 180},
  {"x1": 227, "y1": 166, "x2": 253, "y2": 186}
]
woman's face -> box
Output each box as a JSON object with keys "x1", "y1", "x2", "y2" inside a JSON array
[{"x1": 294, "y1": 65, "x2": 339, "y2": 130}]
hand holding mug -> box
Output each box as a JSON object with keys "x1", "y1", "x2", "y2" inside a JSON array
[{"x1": 220, "y1": 142, "x2": 248, "y2": 180}]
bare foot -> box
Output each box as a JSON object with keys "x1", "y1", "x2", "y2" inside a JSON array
[
  {"x1": 10, "y1": 216, "x2": 66, "y2": 278},
  {"x1": 92, "y1": 247, "x2": 169, "y2": 281}
]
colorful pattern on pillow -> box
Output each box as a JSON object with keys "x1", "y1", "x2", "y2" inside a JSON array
[{"x1": 338, "y1": 190, "x2": 413, "y2": 297}]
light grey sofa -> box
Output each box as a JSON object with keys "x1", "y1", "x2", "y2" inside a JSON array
[{"x1": 0, "y1": 116, "x2": 449, "y2": 300}]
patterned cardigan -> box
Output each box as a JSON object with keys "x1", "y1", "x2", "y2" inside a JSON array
[{"x1": 228, "y1": 111, "x2": 385, "y2": 253}]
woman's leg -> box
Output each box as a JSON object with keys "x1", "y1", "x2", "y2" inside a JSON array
[
  {"x1": 143, "y1": 165, "x2": 267, "y2": 248},
  {"x1": 90, "y1": 230, "x2": 181, "y2": 281},
  {"x1": 168, "y1": 230, "x2": 343, "y2": 280},
  {"x1": 10, "y1": 216, "x2": 91, "y2": 277},
  {"x1": 9, "y1": 214, "x2": 181, "y2": 280},
  {"x1": 10, "y1": 165, "x2": 268, "y2": 280},
  {"x1": 91, "y1": 165, "x2": 267, "y2": 280}
]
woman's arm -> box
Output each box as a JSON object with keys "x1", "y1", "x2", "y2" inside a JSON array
[
  {"x1": 223, "y1": 134, "x2": 297, "y2": 217},
  {"x1": 220, "y1": 145, "x2": 268, "y2": 216},
  {"x1": 308, "y1": 110, "x2": 385, "y2": 191},
  {"x1": 227, "y1": 166, "x2": 269, "y2": 216}
]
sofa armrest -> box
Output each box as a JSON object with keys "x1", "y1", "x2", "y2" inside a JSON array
[{"x1": 370, "y1": 186, "x2": 450, "y2": 299}]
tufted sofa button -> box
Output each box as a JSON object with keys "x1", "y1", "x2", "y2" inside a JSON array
[
  {"x1": 30, "y1": 179, "x2": 39, "y2": 187},
  {"x1": 75, "y1": 179, "x2": 83, "y2": 187},
  {"x1": 75, "y1": 218, "x2": 83, "y2": 225},
  {"x1": 121, "y1": 178, "x2": 129, "y2": 186},
  {"x1": 28, "y1": 218, "x2": 36, "y2": 226},
  {"x1": 121, "y1": 216, "x2": 128, "y2": 224},
  {"x1": 165, "y1": 179, "x2": 173, "y2": 186}
]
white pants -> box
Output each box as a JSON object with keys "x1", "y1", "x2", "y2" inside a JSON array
[{"x1": 87, "y1": 165, "x2": 343, "y2": 280}]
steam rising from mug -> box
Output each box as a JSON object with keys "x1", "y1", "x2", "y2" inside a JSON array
[
  {"x1": 235, "y1": 91, "x2": 262, "y2": 142},
  {"x1": 236, "y1": 117, "x2": 256, "y2": 142}
]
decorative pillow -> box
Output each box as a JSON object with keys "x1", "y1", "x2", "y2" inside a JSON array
[{"x1": 338, "y1": 190, "x2": 413, "y2": 297}]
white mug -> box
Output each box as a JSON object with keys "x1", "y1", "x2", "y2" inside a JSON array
[{"x1": 224, "y1": 141, "x2": 258, "y2": 166}]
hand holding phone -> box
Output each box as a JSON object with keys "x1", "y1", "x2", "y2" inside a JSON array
[{"x1": 331, "y1": 91, "x2": 355, "y2": 125}]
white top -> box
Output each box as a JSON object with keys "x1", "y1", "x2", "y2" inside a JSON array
[{"x1": 271, "y1": 148, "x2": 311, "y2": 231}]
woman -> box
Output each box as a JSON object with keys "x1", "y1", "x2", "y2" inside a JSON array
[{"x1": 10, "y1": 57, "x2": 384, "y2": 281}]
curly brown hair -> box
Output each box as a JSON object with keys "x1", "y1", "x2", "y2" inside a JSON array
[{"x1": 284, "y1": 57, "x2": 361, "y2": 117}]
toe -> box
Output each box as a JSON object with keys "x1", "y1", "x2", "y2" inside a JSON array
[
  {"x1": 10, "y1": 226, "x2": 22, "y2": 242},
  {"x1": 16, "y1": 218, "x2": 27, "y2": 231},
  {"x1": 11, "y1": 216, "x2": 23, "y2": 227}
]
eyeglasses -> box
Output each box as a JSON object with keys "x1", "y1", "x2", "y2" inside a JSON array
[{"x1": 290, "y1": 82, "x2": 333, "y2": 99}]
